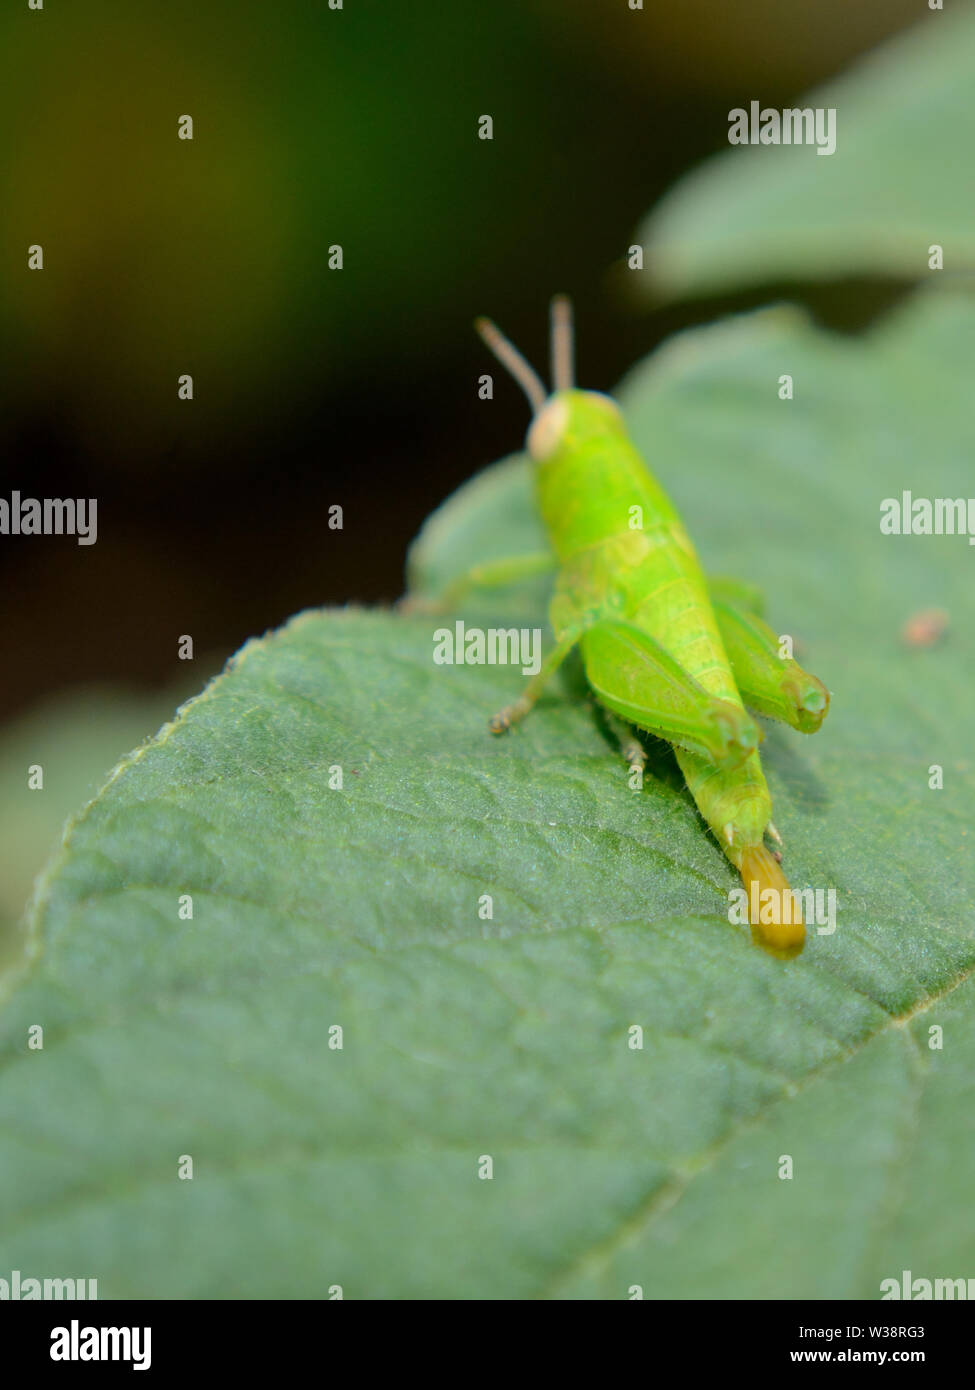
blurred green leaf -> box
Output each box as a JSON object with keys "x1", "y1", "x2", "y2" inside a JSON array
[
  {"x1": 637, "y1": 5, "x2": 975, "y2": 298},
  {"x1": 1, "y1": 288, "x2": 973, "y2": 1297}
]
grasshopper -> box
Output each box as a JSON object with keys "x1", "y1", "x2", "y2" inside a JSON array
[{"x1": 443, "y1": 297, "x2": 829, "y2": 954}]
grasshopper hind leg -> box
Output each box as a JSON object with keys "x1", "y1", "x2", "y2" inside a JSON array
[
  {"x1": 708, "y1": 580, "x2": 830, "y2": 735},
  {"x1": 580, "y1": 618, "x2": 761, "y2": 771}
]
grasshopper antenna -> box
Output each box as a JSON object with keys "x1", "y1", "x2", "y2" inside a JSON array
[
  {"x1": 550, "y1": 294, "x2": 574, "y2": 393},
  {"x1": 474, "y1": 315, "x2": 548, "y2": 414}
]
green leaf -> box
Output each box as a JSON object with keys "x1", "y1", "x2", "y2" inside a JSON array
[
  {"x1": 2, "y1": 287, "x2": 973, "y2": 1298},
  {"x1": 0, "y1": 682, "x2": 204, "y2": 969},
  {"x1": 636, "y1": 6, "x2": 975, "y2": 298}
]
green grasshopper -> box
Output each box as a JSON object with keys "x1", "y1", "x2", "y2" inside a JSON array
[{"x1": 443, "y1": 297, "x2": 829, "y2": 953}]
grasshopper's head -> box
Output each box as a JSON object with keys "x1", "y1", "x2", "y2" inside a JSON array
[
  {"x1": 526, "y1": 389, "x2": 623, "y2": 462},
  {"x1": 475, "y1": 296, "x2": 625, "y2": 464}
]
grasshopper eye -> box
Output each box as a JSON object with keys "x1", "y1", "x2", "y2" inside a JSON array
[{"x1": 527, "y1": 398, "x2": 569, "y2": 461}]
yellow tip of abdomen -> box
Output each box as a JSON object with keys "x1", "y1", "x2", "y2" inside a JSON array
[{"x1": 739, "y1": 845, "x2": 805, "y2": 955}]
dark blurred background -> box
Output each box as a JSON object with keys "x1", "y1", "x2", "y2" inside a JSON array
[
  {"x1": 0, "y1": 0, "x2": 925, "y2": 727},
  {"x1": 0, "y1": 0, "x2": 929, "y2": 730}
]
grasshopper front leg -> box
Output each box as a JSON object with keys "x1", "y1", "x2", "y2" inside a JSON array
[
  {"x1": 402, "y1": 550, "x2": 557, "y2": 614},
  {"x1": 488, "y1": 630, "x2": 581, "y2": 732}
]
